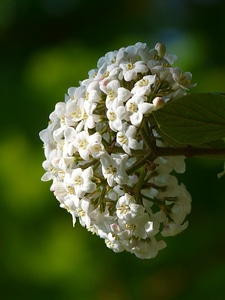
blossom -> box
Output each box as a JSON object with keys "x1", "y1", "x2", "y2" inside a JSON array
[
  {"x1": 125, "y1": 94, "x2": 155, "y2": 126},
  {"x1": 40, "y1": 41, "x2": 194, "y2": 259},
  {"x1": 118, "y1": 212, "x2": 151, "y2": 239},
  {"x1": 107, "y1": 106, "x2": 126, "y2": 132},
  {"x1": 129, "y1": 236, "x2": 167, "y2": 259},
  {"x1": 73, "y1": 196, "x2": 93, "y2": 228},
  {"x1": 131, "y1": 75, "x2": 156, "y2": 96},
  {"x1": 116, "y1": 194, "x2": 144, "y2": 220},
  {"x1": 60, "y1": 195, "x2": 78, "y2": 226},
  {"x1": 100, "y1": 153, "x2": 129, "y2": 186},
  {"x1": 67, "y1": 167, "x2": 96, "y2": 198},
  {"x1": 100, "y1": 79, "x2": 131, "y2": 109},
  {"x1": 73, "y1": 131, "x2": 104, "y2": 160},
  {"x1": 119, "y1": 60, "x2": 148, "y2": 81},
  {"x1": 116, "y1": 124, "x2": 141, "y2": 154},
  {"x1": 171, "y1": 67, "x2": 196, "y2": 90}
]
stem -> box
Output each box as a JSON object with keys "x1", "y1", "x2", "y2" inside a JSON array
[
  {"x1": 126, "y1": 151, "x2": 154, "y2": 175},
  {"x1": 141, "y1": 120, "x2": 152, "y2": 149},
  {"x1": 155, "y1": 145, "x2": 225, "y2": 158},
  {"x1": 133, "y1": 167, "x2": 146, "y2": 194}
]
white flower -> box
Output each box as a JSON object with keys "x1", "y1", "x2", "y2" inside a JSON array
[
  {"x1": 107, "y1": 106, "x2": 126, "y2": 132},
  {"x1": 151, "y1": 65, "x2": 174, "y2": 87},
  {"x1": 100, "y1": 79, "x2": 132, "y2": 109},
  {"x1": 116, "y1": 124, "x2": 141, "y2": 154},
  {"x1": 118, "y1": 213, "x2": 150, "y2": 239},
  {"x1": 105, "y1": 232, "x2": 127, "y2": 253},
  {"x1": 73, "y1": 196, "x2": 93, "y2": 228},
  {"x1": 89, "y1": 206, "x2": 117, "y2": 236},
  {"x1": 66, "y1": 97, "x2": 97, "y2": 131},
  {"x1": 161, "y1": 220, "x2": 189, "y2": 237},
  {"x1": 119, "y1": 60, "x2": 148, "y2": 81},
  {"x1": 100, "y1": 79, "x2": 120, "y2": 108},
  {"x1": 125, "y1": 94, "x2": 154, "y2": 126},
  {"x1": 100, "y1": 153, "x2": 129, "y2": 186},
  {"x1": 51, "y1": 181, "x2": 67, "y2": 203},
  {"x1": 85, "y1": 83, "x2": 102, "y2": 104},
  {"x1": 116, "y1": 194, "x2": 144, "y2": 220},
  {"x1": 131, "y1": 75, "x2": 156, "y2": 96},
  {"x1": 73, "y1": 131, "x2": 104, "y2": 161},
  {"x1": 171, "y1": 67, "x2": 196, "y2": 90},
  {"x1": 116, "y1": 194, "x2": 154, "y2": 240},
  {"x1": 86, "y1": 132, "x2": 105, "y2": 158},
  {"x1": 41, "y1": 152, "x2": 59, "y2": 182},
  {"x1": 97, "y1": 49, "x2": 118, "y2": 68},
  {"x1": 129, "y1": 236, "x2": 167, "y2": 259},
  {"x1": 68, "y1": 167, "x2": 96, "y2": 198},
  {"x1": 60, "y1": 195, "x2": 79, "y2": 226},
  {"x1": 169, "y1": 184, "x2": 192, "y2": 224},
  {"x1": 50, "y1": 102, "x2": 67, "y2": 125},
  {"x1": 66, "y1": 98, "x2": 84, "y2": 123},
  {"x1": 73, "y1": 131, "x2": 90, "y2": 160}
]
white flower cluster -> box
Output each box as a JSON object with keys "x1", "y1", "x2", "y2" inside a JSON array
[{"x1": 40, "y1": 42, "x2": 194, "y2": 259}]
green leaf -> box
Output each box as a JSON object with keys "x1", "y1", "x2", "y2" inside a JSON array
[{"x1": 153, "y1": 93, "x2": 225, "y2": 145}]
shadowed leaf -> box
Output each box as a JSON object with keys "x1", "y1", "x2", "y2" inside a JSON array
[{"x1": 153, "y1": 93, "x2": 225, "y2": 145}]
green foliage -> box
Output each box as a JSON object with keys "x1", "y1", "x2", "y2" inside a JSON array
[{"x1": 153, "y1": 93, "x2": 225, "y2": 148}]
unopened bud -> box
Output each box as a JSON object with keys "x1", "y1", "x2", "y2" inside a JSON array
[
  {"x1": 155, "y1": 42, "x2": 166, "y2": 58},
  {"x1": 152, "y1": 96, "x2": 165, "y2": 110}
]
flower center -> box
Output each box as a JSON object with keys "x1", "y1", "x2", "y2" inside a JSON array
[
  {"x1": 127, "y1": 62, "x2": 134, "y2": 70},
  {"x1": 138, "y1": 78, "x2": 149, "y2": 87},
  {"x1": 74, "y1": 175, "x2": 83, "y2": 186},
  {"x1": 72, "y1": 108, "x2": 82, "y2": 119},
  {"x1": 79, "y1": 139, "x2": 88, "y2": 150},
  {"x1": 106, "y1": 165, "x2": 117, "y2": 175},
  {"x1": 108, "y1": 111, "x2": 116, "y2": 121},
  {"x1": 117, "y1": 134, "x2": 128, "y2": 145},
  {"x1": 84, "y1": 92, "x2": 89, "y2": 100},
  {"x1": 68, "y1": 186, "x2": 75, "y2": 194},
  {"x1": 125, "y1": 223, "x2": 136, "y2": 231},
  {"x1": 127, "y1": 102, "x2": 138, "y2": 112},
  {"x1": 108, "y1": 91, "x2": 116, "y2": 100},
  {"x1": 77, "y1": 208, "x2": 85, "y2": 217},
  {"x1": 118, "y1": 204, "x2": 130, "y2": 214}
]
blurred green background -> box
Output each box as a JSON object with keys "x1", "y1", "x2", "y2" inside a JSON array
[{"x1": 1, "y1": 0, "x2": 225, "y2": 299}]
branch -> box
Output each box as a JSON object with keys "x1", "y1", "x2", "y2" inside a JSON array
[{"x1": 156, "y1": 145, "x2": 225, "y2": 159}]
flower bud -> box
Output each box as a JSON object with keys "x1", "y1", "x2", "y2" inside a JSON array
[
  {"x1": 152, "y1": 96, "x2": 165, "y2": 110},
  {"x1": 155, "y1": 42, "x2": 166, "y2": 58}
]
